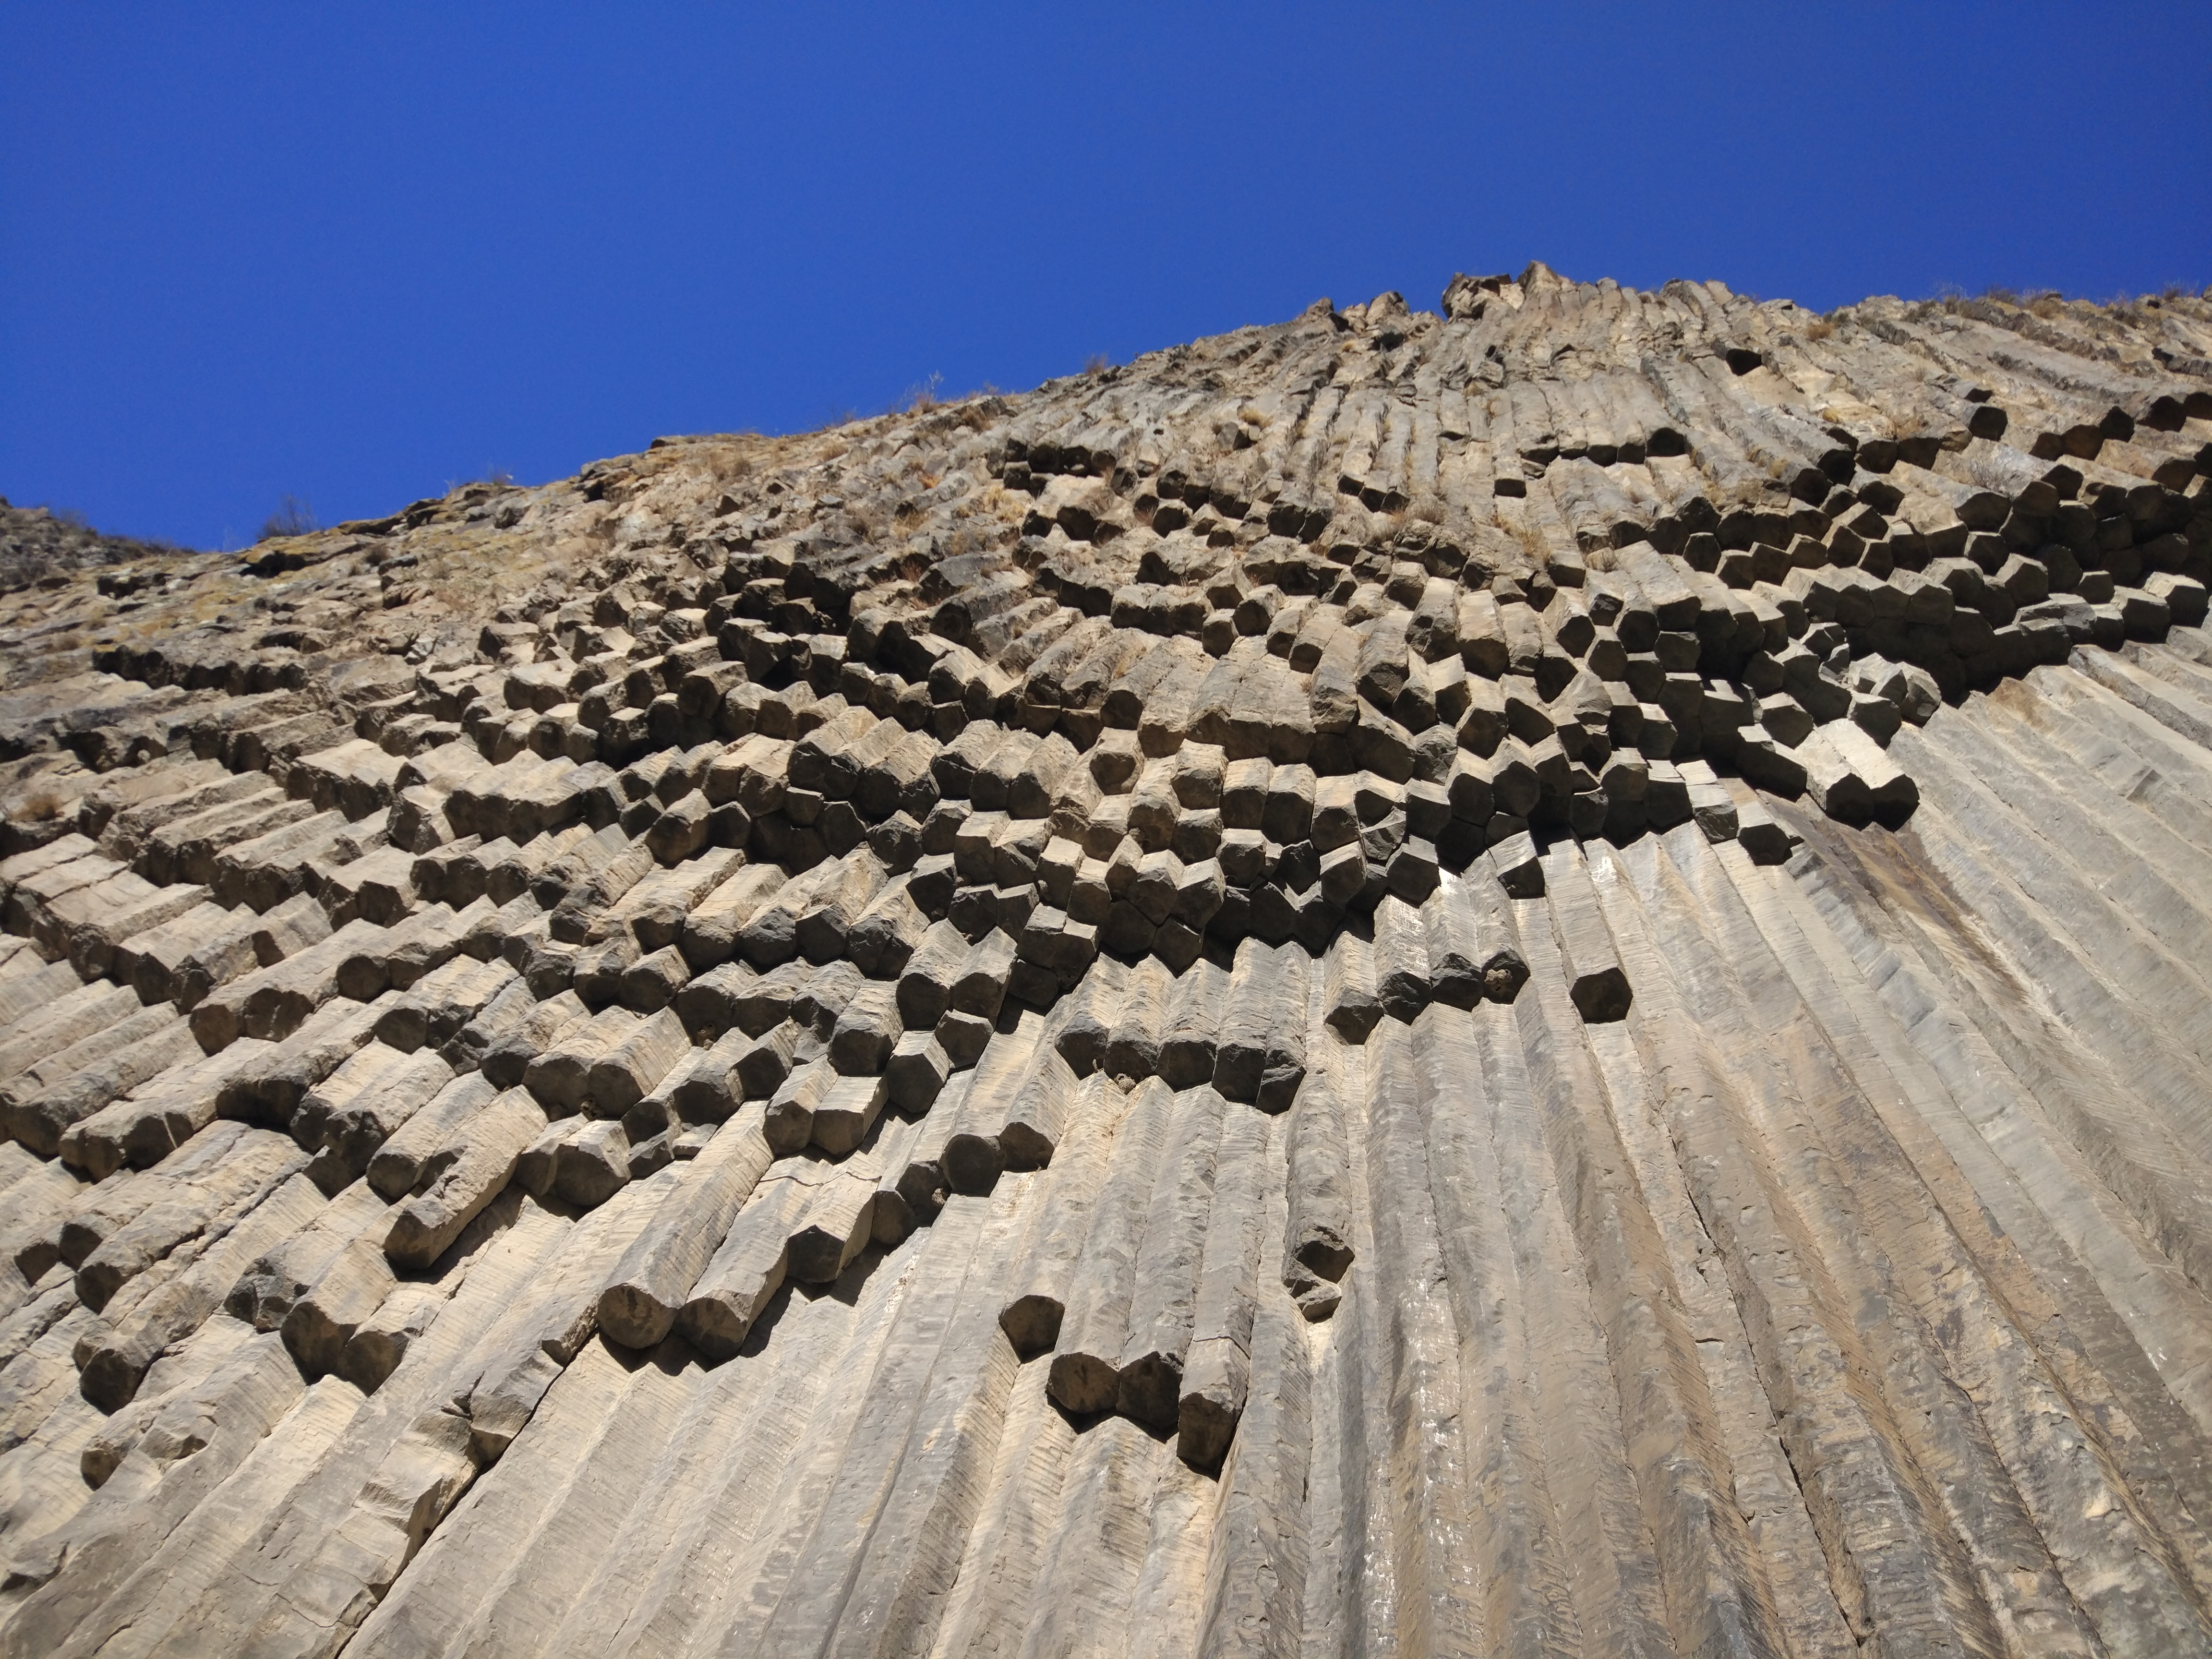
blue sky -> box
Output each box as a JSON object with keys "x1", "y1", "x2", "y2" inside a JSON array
[{"x1": 4, "y1": 4, "x2": 2208, "y2": 551}]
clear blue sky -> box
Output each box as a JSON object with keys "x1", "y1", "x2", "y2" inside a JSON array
[{"x1": 5, "y1": 4, "x2": 2208, "y2": 551}]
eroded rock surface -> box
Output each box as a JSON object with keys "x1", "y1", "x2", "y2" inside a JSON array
[{"x1": 3, "y1": 270, "x2": 2212, "y2": 1656}]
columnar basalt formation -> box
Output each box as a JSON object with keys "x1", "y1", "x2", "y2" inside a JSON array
[{"x1": 2, "y1": 271, "x2": 2212, "y2": 1657}]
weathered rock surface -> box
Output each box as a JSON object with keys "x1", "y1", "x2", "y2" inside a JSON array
[{"x1": 1, "y1": 271, "x2": 2212, "y2": 1656}]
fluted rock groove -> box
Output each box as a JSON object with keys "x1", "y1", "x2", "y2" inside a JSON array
[{"x1": 3, "y1": 268, "x2": 2212, "y2": 1655}]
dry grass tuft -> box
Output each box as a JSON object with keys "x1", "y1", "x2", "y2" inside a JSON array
[
  {"x1": 13, "y1": 787, "x2": 66, "y2": 822},
  {"x1": 698, "y1": 441, "x2": 759, "y2": 481},
  {"x1": 1960, "y1": 449, "x2": 2019, "y2": 492},
  {"x1": 260, "y1": 495, "x2": 319, "y2": 541},
  {"x1": 1504, "y1": 513, "x2": 1548, "y2": 566}
]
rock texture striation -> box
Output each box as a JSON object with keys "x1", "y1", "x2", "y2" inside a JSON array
[{"x1": 2, "y1": 268, "x2": 2212, "y2": 1656}]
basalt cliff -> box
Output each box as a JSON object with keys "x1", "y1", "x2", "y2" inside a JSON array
[{"x1": 3, "y1": 267, "x2": 2212, "y2": 1659}]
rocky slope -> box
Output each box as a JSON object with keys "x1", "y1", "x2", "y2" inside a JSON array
[
  {"x1": 0, "y1": 267, "x2": 2210, "y2": 1657},
  {"x1": 0, "y1": 498, "x2": 195, "y2": 595}
]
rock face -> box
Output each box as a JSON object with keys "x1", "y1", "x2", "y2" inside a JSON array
[
  {"x1": 0, "y1": 496, "x2": 195, "y2": 593},
  {"x1": 2, "y1": 270, "x2": 2212, "y2": 1656}
]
